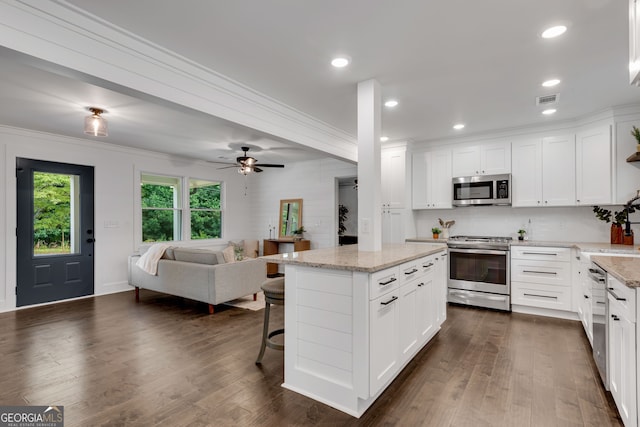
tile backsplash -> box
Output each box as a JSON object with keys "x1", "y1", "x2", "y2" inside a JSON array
[{"x1": 413, "y1": 205, "x2": 639, "y2": 243}]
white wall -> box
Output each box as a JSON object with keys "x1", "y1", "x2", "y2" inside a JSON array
[
  {"x1": 248, "y1": 158, "x2": 357, "y2": 251},
  {"x1": 0, "y1": 125, "x2": 252, "y2": 312}
]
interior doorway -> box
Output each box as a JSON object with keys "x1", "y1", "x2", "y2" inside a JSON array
[
  {"x1": 337, "y1": 176, "x2": 358, "y2": 245},
  {"x1": 16, "y1": 158, "x2": 95, "y2": 307}
]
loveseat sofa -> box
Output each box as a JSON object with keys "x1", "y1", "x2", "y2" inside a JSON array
[{"x1": 128, "y1": 245, "x2": 266, "y2": 313}]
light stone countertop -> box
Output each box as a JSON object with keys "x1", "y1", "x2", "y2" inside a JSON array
[
  {"x1": 592, "y1": 256, "x2": 640, "y2": 288},
  {"x1": 406, "y1": 237, "x2": 640, "y2": 254},
  {"x1": 260, "y1": 242, "x2": 447, "y2": 273}
]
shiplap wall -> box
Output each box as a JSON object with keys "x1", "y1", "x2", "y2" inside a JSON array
[{"x1": 248, "y1": 158, "x2": 357, "y2": 252}]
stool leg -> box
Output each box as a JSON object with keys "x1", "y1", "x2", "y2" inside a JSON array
[{"x1": 255, "y1": 301, "x2": 271, "y2": 364}]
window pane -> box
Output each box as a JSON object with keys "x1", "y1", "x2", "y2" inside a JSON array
[
  {"x1": 33, "y1": 172, "x2": 80, "y2": 256},
  {"x1": 189, "y1": 180, "x2": 221, "y2": 209},
  {"x1": 191, "y1": 211, "x2": 221, "y2": 240},
  {"x1": 142, "y1": 210, "x2": 181, "y2": 242},
  {"x1": 141, "y1": 183, "x2": 176, "y2": 208}
]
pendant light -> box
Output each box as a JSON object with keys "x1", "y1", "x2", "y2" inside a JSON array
[{"x1": 84, "y1": 107, "x2": 108, "y2": 137}]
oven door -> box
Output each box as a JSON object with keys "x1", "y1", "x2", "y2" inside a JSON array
[{"x1": 448, "y1": 248, "x2": 510, "y2": 295}]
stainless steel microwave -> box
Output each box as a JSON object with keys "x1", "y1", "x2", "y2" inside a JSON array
[{"x1": 452, "y1": 173, "x2": 511, "y2": 206}]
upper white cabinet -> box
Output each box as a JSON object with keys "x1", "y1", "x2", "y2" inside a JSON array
[
  {"x1": 381, "y1": 147, "x2": 406, "y2": 209},
  {"x1": 452, "y1": 142, "x2": 511, "y2": 177},
  {"x1": 630, "y1": 0, "x2": 640, "y2": 85},
  {"x1": 512, "y1": 135, "x2": 576, "y2": 207},
  {"x1": 576, "y1": 125, "x2": 612, "y2": 205},
  {"x1": 411, "y1": 149, "x2": 452, "y2": 209}
]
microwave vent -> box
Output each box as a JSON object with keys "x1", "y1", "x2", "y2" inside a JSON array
[{"x1": 536, "y1": 93, "x2": 559, "y2": 106}]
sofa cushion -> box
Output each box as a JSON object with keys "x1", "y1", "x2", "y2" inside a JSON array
[
  {"x1": 243, "y1": 240, "x2": 259, "y2": 258},
  {"x1": 173, "y1": 248, "x2": 222, "y2": 265}
]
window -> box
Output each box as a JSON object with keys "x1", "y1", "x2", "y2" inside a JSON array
[
  {"x1": 140, "y1": 174, "x2": 223, "y2": 243},
  {"x1": 189, "y1": 179, "x2": 222, "y2": 240},
  {"x1": 141, "y1": 174, "x2": 182, "y2": 242}
]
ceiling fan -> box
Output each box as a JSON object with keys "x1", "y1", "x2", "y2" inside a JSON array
[{"x1": 216, "y1": 146, "x2": 285, "y2": 175}]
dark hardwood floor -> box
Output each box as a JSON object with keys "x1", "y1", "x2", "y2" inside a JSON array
[{"x1": 0, "y1": 291, "x2": 622, "y2": 426}]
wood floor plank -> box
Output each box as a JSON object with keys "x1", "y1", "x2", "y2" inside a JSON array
[{"x1": 0, "y1": 291, "x2": 624, "y2": 426}]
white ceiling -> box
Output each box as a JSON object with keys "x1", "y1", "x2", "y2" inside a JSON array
[{"x1": 0, "y1": 0, "x2": 639, "y2": 163}]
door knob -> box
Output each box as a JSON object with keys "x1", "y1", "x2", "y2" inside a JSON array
[{"x1": 86, "y1": 238, "x2": 95, "y2": 243}]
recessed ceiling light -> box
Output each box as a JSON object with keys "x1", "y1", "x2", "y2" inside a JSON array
[
  {"x1": 380, "y1": 136, "x2": 389, "y2": 142},
  {"x1": 541, "y1": 25, "x2": 567, "y2": 39},
  {"x1": 453, "y1": 123, "x2": 465, "y2": 130},
  {"x1": 542, "y1": 79, "x2": 561, "y2": 87},
  {"x1": 384, "y1": 100, "x2": 398, "y2": 108},
  {"x1": 542, "y1": 108, "x2": 557, "y2": 115},
  {"x1": 331, "y1": 56, "x2": 350, "y2": 68}
]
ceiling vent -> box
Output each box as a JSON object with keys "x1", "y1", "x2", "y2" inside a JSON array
[{"x1": 536, "y1": 93, "x2": 559, "y2": 106}]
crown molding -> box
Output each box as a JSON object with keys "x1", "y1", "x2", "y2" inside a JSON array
[{"x1": 0, "y1": 1, "x2": 357, "y2": 161}]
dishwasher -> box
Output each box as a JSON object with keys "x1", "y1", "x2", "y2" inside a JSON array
[{"x1": 588, "y1": 263, "x2": 608, "y2": 389}]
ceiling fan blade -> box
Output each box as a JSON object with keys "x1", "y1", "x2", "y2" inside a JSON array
[
  {"x1": 217, "y1": 165, "x2": 239, "y2": 170},
  {"x1": 253, "y1": 166, "x2": 263, "y2": 173},
  {"x1": 256, "y1": 164, "x2": 285, "y2": 168}
]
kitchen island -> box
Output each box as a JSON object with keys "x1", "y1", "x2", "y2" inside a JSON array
[{"x1": 261, "y1": 243, "x2": 447, "y2": 417}]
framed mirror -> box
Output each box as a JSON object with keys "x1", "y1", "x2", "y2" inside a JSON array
[{"x1": 279, "y1": 199, "x2": 303, "y2": 238}]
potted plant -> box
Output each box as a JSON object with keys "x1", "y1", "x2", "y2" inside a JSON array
[
  {"x1": 632, "y1": 125, "x2": 640, "y2": 152},
  {"x1": 338, "y1": 204, "x2": 348, "y2": 235},
  {"x1": 292, "y1": 226, "x2": 306, "y2": 241},
  {"x1": 517, "y1": 229, "x2": 526, "y2": 241},
  {"x1": 432, "y1": 227, "x2": 442, "y2": 239},
  {"x1": 593, "y1": 206, "x2": 635, "y2": 244}
]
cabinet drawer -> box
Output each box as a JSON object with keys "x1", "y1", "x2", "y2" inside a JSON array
[
  {"x1": 399, "y1": 259, "x2": 423, "y2": 285},
  {"x1": 511, "y1": 281, "x2": 572, "y2": 311},
  {"x1": 511, "y1": 246, "x2": 571, "y2": 262},
  {"x1": 370, "y1": 267, "x2": 400, "y2": 300},
  {"x1": 418, "y1": 255, "x2": 436, "y2": 275},
  {"x1": 511, "y1": 259, "x2": 571, "y2": 286},
  {"x1": 607, "y1": 275, "x2": 636, "y2": 320}
]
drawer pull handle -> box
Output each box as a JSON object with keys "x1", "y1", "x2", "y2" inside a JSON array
[
  {"x1": 381, "y1": 296, "x2": 398, "y2": 306},
  {"x1": 608, "y1": 289, "x2": 626, "y2": 301},
  {"x1": 597, "y1": 301, "x2": 605, "y2": 305},
  {"x1": 611, "y1": 314, "x2": 620, "y2": 321},
  {"x1": 522, "y1": 252, "x2": 558, "y2": 256},
  {"x1": 584, "y1": 295, "x2": 589, "y2": 299},
  {"x1": 523, "y1": 270, "x2": 557, "y2": 275},
  {"x1": 417, "y1": 282, "x2": 425, "y2": 287},
  {"x1": 422, "y1": 263, "x2": 434, "y2": 268},
  {"x1": 405, "y1": 268, "x2": 418, "y2": 275},
  {"x1": 524, "y1": 293, "x2": 558, "y2": 300},
  {"x1": 379, "y1": 277, "x2": 397, "y2": 286}
]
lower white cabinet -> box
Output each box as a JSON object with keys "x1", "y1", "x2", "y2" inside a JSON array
[
  {"x1": 416, "y1": 266, "x2": 436, "y2": 345},
  {"x1": 608, "y1": 276, "x2": 637, "y2": 427},
  {"x1": 370, "y1": 289, "x2": 400, "y2": 394},
  {"x1": 434, "y1": 251, "x2": 448, "y2": 325},
  {"x1": 382, "y1": 208, "x2": 405, "y2": 244}
]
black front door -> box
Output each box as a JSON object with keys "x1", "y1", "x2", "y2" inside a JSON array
[{"x1": 16, "y1": 158, "x2": 95, "y2": 307}]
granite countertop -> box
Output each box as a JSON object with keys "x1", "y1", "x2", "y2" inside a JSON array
[
  {"x1": 592, "y1": 256, "x2": 640, "y2": 288},
  {"x1": 260, "y1": 242, "x2": 447, "y2": 273},
  {"x1": 406, "y1": 237, "x2": 640, "y2": 254}
]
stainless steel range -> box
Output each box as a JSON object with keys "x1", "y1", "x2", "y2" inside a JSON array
[{"x1": 447, "y1": 235, "x2": 512, "y2": 311}]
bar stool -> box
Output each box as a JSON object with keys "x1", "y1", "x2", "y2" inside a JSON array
[{"x1": 255, "y1": 277, "x2": 285, "y2": 364}]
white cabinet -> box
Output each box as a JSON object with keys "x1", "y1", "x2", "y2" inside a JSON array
[
  {"x1": 452, "y1": 142, "x2": 511, "y2": 177},
  {"x1": 416, "y1": 258, "x2": 436, "y2": 345},
  {"x1": 511, "y1": 246, "x2": 573, "y2": 311},
  {"x1": 576, "y1": 126, "x2": 612, "y2": 205},
  {"x1": 411, "y1": 150, "x2": 452, "y2": 209},
  {"x1": 434, "y1": 251, "x2": 448, "y2": 326},
  {"x1": 511, "y1": 135, "x2": 576, "y2": 207},
  {"x1": 399, "y1": 280, "x2": 419, "y2": 364},
  {"x1": 607, "y1": 275, "x2": 636, "y2": 427},
  {"x1": 381, "y1": 147, "x2": 406, "y2": 209},
  {"x1": 382, "y1": 208, "x2": 405, "y2": 244},
  {"x1": 577, "y1": 254, "x2": 594, "y2": 346},
  {"x1": 630, "y1": 0, "x2": 640, "y2": 86},
  {"x1": 370, "y1": 290, "x2": 400, "y2": 394}
]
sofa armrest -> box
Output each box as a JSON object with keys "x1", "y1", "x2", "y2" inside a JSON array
[{"x1": 211, "y1": 258, "x2": 267, "y2": 304}]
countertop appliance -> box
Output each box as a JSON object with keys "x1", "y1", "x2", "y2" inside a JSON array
[
  {"x1": 452, "y1": 173, "x2": 511, "y2": 207},
  {"x1": 588, "y1": 262, "x2": 608, "y2": 389},
  {"x1": 447, "y1": 235, "x2": 512, "y2": 311}
]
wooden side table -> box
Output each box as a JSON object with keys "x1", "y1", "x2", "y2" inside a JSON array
[{"x1": 263, "y1": 239, "x2": 311, "y2": 276}]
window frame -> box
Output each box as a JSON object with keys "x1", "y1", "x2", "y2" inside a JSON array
[{"x1": 187, "y1": 177, "x2": 223, "y2": 241}]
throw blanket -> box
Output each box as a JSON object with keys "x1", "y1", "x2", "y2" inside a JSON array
[{"x1": 136, "y1": 243, "x2": 171, "y2": 275}]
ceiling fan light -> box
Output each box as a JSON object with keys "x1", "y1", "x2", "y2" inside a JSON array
[
  {"x1": 238, "y1": 166, "x2": 252, "y2": 175},
  {"x1": 84, "y1": 107, "x2": 108, "y2": 137}
]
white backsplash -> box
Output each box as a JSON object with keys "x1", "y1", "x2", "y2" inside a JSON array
[{"x1": 413, "y1": 205, "x2": 640, "y2": 243}]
